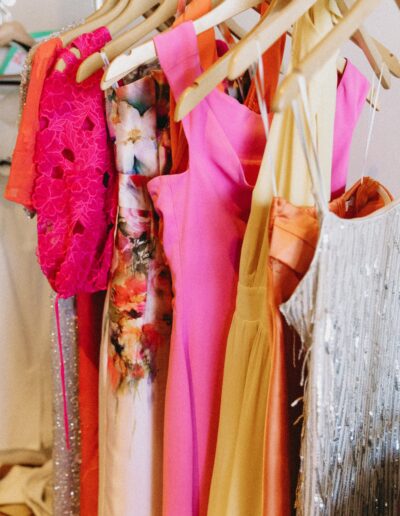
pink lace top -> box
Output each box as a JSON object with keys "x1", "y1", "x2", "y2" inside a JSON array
[{"x1": 32, "y1": 27, "x2": 117, "y2": 298}]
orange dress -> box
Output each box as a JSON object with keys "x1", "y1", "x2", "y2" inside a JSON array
[
  {"x1": 4, "y1": 37, "x2": 62, "y2": 210},
  {"x1": 266, "y1": 177, "x2": 393, "y2": 514}
]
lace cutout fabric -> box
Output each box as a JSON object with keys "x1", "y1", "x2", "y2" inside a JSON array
[{"x1": 32, "y1": 27, "x2": 117, "y2": 298}]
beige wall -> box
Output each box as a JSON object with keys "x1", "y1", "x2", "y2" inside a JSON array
[
  {"x1": 8, "y1": 0, "x2": 93, "y2": 32},
  {"x1": 343, "y1": 2, "x2": 400, "y2": 197}
]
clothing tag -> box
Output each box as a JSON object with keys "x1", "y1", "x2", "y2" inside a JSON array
[{"x1": 345, "y1": 197, "x2": 354, "y2": 212}]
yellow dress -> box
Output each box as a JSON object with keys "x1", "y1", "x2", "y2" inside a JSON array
[{"x1": 207, "y1": 2, "x2": 339, "y2": 515}]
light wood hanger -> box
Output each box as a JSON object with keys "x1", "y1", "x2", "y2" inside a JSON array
[
  {"x1": 228, "y1": 0, "x2": 390, "y2": 87},
  {"x1": 80, "y1": 0, "x2": 183, "y2": 83},
  {"x1": 175, "y1": 0, "x2": 395, "y2": 121},
  {"x1": 60, "y1": 0, "x2": 131, "y2": 46},
  {"x1": 86, "y1": 0, "x2": 118, "y2": 22},
  {"x1": 174, "y1": 0, "x2": 317, "y2": 121},
  {"x1": 224, "y1": 18, "x2": 247, "y2": 39},
  {"x1": 76, "y1": 0, "x2": 161, "y2": 82},
  {"x1": 372, "y1": 36, "x2": 400, "y2": 78},
  {"x1": 86, "y1": 0, "x2": 118, "y2": 21},
  {"x1": 337, "y1": 56, "x2": 380, "y2": 110},
  {"x1": 100, "y1": 0, "x2": 260, "y2": 89},
  {"x1": 336, "y1": 0, "x2": 390, "y2": 88},
  {"x1": 224, "y1": 16, "x2": 381, "y2": 111},
  {"x1": 272, "y1": 0, "x2": 382, "y2": 112}
]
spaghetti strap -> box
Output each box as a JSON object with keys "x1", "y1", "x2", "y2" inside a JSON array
[{"x1": 292, "y1": 74, "x2": 329, "y2": 215}]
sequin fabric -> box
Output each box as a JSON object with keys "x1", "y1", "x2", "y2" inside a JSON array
[
  {"x1": 281, "y1": 202, "x2": 400, "y2": 514},
  {"x1": 50, "y1": 295, "x2": 80, "y2": 516}
]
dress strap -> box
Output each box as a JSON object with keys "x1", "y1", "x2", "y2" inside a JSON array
[
  {"x1": 154, "y1": 21, "x2": 203, "y2": 100},
  {"x1": 291, "y1": 73, "x2": 329, "y2": 215}
]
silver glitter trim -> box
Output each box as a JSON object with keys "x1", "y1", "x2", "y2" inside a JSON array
[{"x1": 50, "y1": 294, "x2": 81, "y2": 516}]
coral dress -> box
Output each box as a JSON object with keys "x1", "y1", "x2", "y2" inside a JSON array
[{"x1": 149, "y1": 22, "x2": 267, "y2": 516}]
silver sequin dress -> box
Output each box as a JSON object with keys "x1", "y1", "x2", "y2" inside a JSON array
[{"x1": 281, "y1": 199, "x2": 400, "y2": 515}]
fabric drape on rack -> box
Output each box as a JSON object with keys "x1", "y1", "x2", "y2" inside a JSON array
[
  {"x1": 4, "y1": 38, "x2": 62, "y2": 211},
  {"x1": 98, "y1": 2, "x2": 221, "y2": 514},
  {"x1": 330, "y1": 60, "x2": 370, "y2": 199},
  {"x1": 150, "y1": 20, "x2": 269, "y2": 516},
  {"x1": 76, "y1": 292, "x2": 105, "y2": 516},
  {"x1": 281, "y1": 178, "x2": 400, "y2": 513},
  {"x1": 207, "y1": 3, "x2": 339, "y2": 515},
  {"x1": 207, "y1": 34, "x2": 286, "y2": 516},
  {"x1": 268, "y1": 177, "x2": 392, "y2": 511},
  {"x1": 50, "y1": 296, "x2": 80, "y2": 516},
  {"x1": 32, "y1": 27, "x2": 116, "y2": 298},
  {"x1": 99, "y1": 65, "x2": 173, "y2": 516}
]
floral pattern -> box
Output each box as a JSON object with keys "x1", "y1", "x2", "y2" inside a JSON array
[{"x1": 106, "y1": 67, "x2": 173, "y2": 391}]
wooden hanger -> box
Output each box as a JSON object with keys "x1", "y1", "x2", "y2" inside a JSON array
[
  {"x1": 227, "y1": 0, "x2": 390, "y2": 87},
  {"x1": 100, "y1": 0, "x2": 260, "y2": 89},
  {"x1": 60, "y1": 0, "x2": 131, "y2": 46},
  {"x1": 337, "y1": 56, "x2": 380, "y2": 111},
  {"x1": 86, "y1": 0, "x2": 119, "y2": 22},
  {"x1": 174, "y1": 0, "x2": 317, "y2": 121},
  {"x1": 224, "y1": 18, "x2": 247, "y2": 39},
  {"x1": 95, "y1": 0, "x2": 184, "y2": 76},
  {"x1": 272, "y1": 0, "x2": 382, "y2": 112},
  {"x1": 371, "y1": 36, "x2": 400, "y2": 78},
  {"x1": 225, "y1": 16, "x2": 383, "y2": 113},
  {"x1": 76, "y1": 0, "x2": 170, "y2": 83},
  {"x1": 335, "y1": 0, "x2": 390, "y2": 88}
]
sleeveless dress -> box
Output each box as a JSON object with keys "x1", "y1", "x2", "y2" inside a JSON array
[
  {"x1": 208, "y1": 4, "x2": 338, "y2": 516},
  {"x1": 268, "y1": 178, "x2": 392, "y2": 515},
  {"x1": 279, "y1": 56, "x2": 400, "y2": 512},
  {"x1": 5, "y1": 37, "x2": 62, "y2": 211},
  {"x1": 149, "y1": 22, "x2": 267, "y2": 516},
  {"x1": 32, "y1": 27, "x2": 117, "y2": 298},
  {"x1": 280, "y1": 184, "x2": 400, "y2": 513},
  {"x1": 30, "y1": 28, "x2": 117, "y2": 515},
  {"x1": 263, "y1": 59, "x2": 370, "y2": 514},
  {"x1": 99, "y1": 67, "x2": 172, "y2": 516}
]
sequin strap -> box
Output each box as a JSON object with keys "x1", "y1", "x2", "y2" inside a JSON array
[
  {"x1": 54, "y1": 294, "x2": 71, "y2": 451},
  {"x1": 291, "y1": 73, "x2": 329, "y2": 214}
]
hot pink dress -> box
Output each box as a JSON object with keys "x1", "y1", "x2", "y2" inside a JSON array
[
  {"x1": 149, "y1": 22, "x2": 266, "y2": 516},
  {"x1": 32, "y1": 27, "x2": 117, "y2": 298}
]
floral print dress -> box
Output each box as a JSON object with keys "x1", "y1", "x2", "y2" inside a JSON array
[{"x1": 99, "y1": 66, "x2": 173, "y2": 516}]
